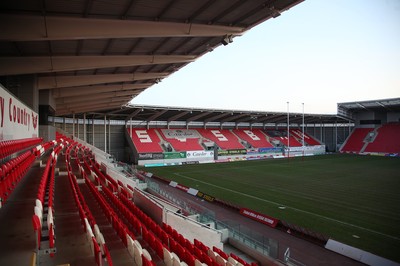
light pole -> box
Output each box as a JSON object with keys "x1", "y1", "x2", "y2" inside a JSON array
[
  {"x1": 287, "y1": 101, "x2": 290, "y2": 158},
  {"x1": 302, "y1": 103, "x2": 305, "y2": 147}
]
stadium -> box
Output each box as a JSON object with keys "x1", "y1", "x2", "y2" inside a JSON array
[{"x1": 0, "y1": 1, "x2": 399, "y2": 266}]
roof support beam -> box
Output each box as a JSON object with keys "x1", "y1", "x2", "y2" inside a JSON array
[
  {"x1": 125, "y1": 108, "x2": 143, "y2": 121},
  {"x1": 0, "y1": 14, "x2": 244, "y2": 41},
  {"x1": 56, "y1": 90, "x2": 136, "y2": 104},
  {"x1": 56, "y1": 101, "x2": 129, "y2": 116},
  {"x1": 0, "y1": 55, "x2": 195, "y2": 76},
  {"x1": 146, "y1": 110, "x2": 168, "y2": 121},
  {"x1": 57, "y1": 96, "x2": 131, "y2": 109},
  {"x1": 204, "y1": 112, "x2": 231, "y2": 123},
  {"x1": 221, "y1": 113, "x2": 248, "y2": 123},
  {"x1": 53, "y1": 83, "x2": 151, "y2": 98},
  {"x1": 167, "y1": 111, "x2": 190, "y2": 122},
  {"x1": 38, "y1": 73, "x2": 167, "y2": 89},
  {"x1": 186, "y1": 112, "x2": 211, "y2": 122}
]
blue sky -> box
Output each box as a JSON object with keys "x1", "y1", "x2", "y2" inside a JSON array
[{"x1": 132, "y1": 0, "x2": 400, "y2": 114}]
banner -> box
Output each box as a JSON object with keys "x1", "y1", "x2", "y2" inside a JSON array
[
  {"x1": 161, "y1": 129, "x2": 200, "y2": 139},
  {"x1": 218, "y1": 149, "x2": 247, "y2": 156},
  {"x1": 138, "y1": 153, "x2": 153, "y2": 160},
  {"x1": 164, "y1": 151, "x2": 187, "y2": 159},
  {"x1": 258, "y1": 147, "x2": 283, "y2": 153},
  {"x1": 169, "y1": 181, "x2": 190, "y2": 192},
  {"x1": 182, "y1": 161, "x2": 200, "y2": 165},
  {"x1": 0, "y1": 85, "x2": 39, "y2": 140},
  {"x1": 240, "y1": 208, "x2": 279, "y2": 228},
  {"x1": 196, "y1": 191, "x2": 215, "y2": 202},
  {"x1": 138, "y1": 153, "x2": 164, "y2": 160},
  {"x1": 186, "y1": 150, "x2": 214, "y2": 159}
]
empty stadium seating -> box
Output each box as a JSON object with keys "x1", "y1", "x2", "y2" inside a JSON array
[
  {"x1": 364, "y1": 123, "x2": 400, "y2": 153},
  {"x1": 290, "y1": 129, "x2": 321, "y2": 145},
  {"x1": 232, "y1": 129, "x2": 274, "y2": 148},
  {"x1": 128, "y1": 128, "x2": 164, "y2": 153},
  {"x1": 0, "y1": 137, "x2": 43, "y2": 159},
  {"x1": 0, "y1": 150, "x2": 36, "y2": 205},
  {"x1": 158, "y1": 129, "x2": 204, "y2": 151},
  {"x1": 275, "y1": 136, "x2": 303, "y2": 147},
  {"x1": 197, "y1": 129, "x2": 244, "y2": 150},
  {"x1": 340, "y1": 128, "x2": 373, "y2": 153},
  {"x1": 33, "y1": 141, "x2": 63, "y2": 257}
]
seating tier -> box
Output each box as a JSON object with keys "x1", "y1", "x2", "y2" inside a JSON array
[
  {"x1": 128, "y1": 128, "x2": 163, "y2": 153},
  {"x1": 290, "y1": 129, "x2": 321, "y2": 145},
  {"x1": 341, "y1": 128, "x2": 373, "y2": 153},
  {"x1": 232, "y1": 129, "x2": 274, "y2": 148},
  {"x1": 197, "y1": 129, "x2": 244, "y2": 150},
  {"x1": 276, "y1": 136, "x2": 303, "y2": 147},
  {"x1": 158, "y1": 129, "x2": 204, "y2": 151},
  {"x1": 364, "y1": 123, "x2": 400, "y2": 153}
]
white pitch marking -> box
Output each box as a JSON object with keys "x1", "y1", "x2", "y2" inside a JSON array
[{"x1": 174, "y1": 172, "x2": 400, "y2": 241}]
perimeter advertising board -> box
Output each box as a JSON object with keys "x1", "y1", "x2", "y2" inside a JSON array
[
  {"x1": 138, "y1": 153, "x2": 164, "y2": 160},
  {"x1": 240, "y1": 208, "x2": 279, "y2": 228},
  {"x1": 0, "y1": 86, "x2": 39, "y2": 140},
  {"x1": 218, "y1": 149, "x2": 247, "y2": 156},
  {"x1": 186, "y1": 150, "x2": 214, "y2": 159},
  {"x1": 164, "y1": 151, "x2": 187, "y2": 159}
]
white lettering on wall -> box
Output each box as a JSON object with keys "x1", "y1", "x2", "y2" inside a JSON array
[
  {"x1": 136, "y1": 130, "x2": 152, "y2": 143},
  {"x1": 244, "y1": 130, "x2": 260, "y2": 141},
  {"x1": 211, "y1": 130, "x2": 228, "y2": 141},
  {"x1": 0, "y1": 85, "x2": 38, "y2": 140}
]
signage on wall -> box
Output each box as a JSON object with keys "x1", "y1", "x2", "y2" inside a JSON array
[{"x1": 0, "y1": 85, "x2": 39, "y2": 140}]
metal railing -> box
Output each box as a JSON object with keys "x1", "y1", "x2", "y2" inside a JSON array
[{"x1": 145, "y1": 178, "x2": 278, "y2": 258}]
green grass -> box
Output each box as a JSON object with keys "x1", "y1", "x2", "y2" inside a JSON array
[{"x1": 144, "y1": 154, "x2": 400, "y2": 262}]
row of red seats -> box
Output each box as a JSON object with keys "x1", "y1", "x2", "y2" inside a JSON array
[
  {"x1": 87, "y1": 159, "x2": 174, "y2": 266},
  {"x1": 0, "y1": 137, "x2": 43, "y2": 159},
  {"x1": 33, "y1": 142, "x2": 62, "y2": 257},
  {"x1": 114, "y1": 166, "x2": 255, "y2": 266},
  {"x1": 232, "y1": 129, "x2": 274, "y2": 149},
  {"x1": 0, "y1": 150, "x2": 36, "y2": 206},
  {"x1": 158, "y1": 129, "x2": 204, "y2": 152},
  {"x1": 66, "y1": 143, "x2": 113, "y2": 266},
  {"x1": 97, "y1": 178, "x2": 158, "y2": 266},
  {"x1": 340, "y1": 128, "x2": 373, "y2": 153},
  {"x1": 290, "y1": 129, "x2": 321, "y2": 146},
  {"x1": 364, "y1": 123, "x2": 400, "y2": 153},
  {"x1": 273, "y1": 136, "x2": 302, "y2": 147},
  {"x1": 84, "y1": 171, "x2": 155, "y2": 266},
  {"x1": 118, "y1": 188, "x2": 219, "y2": 266}
]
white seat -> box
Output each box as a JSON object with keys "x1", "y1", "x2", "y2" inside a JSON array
[{"x1": 163, "y1": 247, "x2": 173, "y2": 266}]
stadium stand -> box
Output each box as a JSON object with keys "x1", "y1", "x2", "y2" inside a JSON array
[
  {"x1": 158, "y1": 129, "x2": 204, "y2": 152},
  {"x1": 232, "y1": 129, "x2": 274, "y2": 148},
  {"x1": 197, "y1": 129, "x2": 245, "y2": 150},
  {"x1": 290, "y1": 129, "x2": 321, "y2": 146},
  {"x1": 340, "y1": 128, "x2": 374, "y2": 153},
  {"x1": 276, "y1": 136, "x2": 303, "y2": 147},
  {"x1": 128, "y1": 128, "x2": 164, "y2": 153},
  {"x1": 364, "y1": 123, "x2": 400, "y2": 153}
]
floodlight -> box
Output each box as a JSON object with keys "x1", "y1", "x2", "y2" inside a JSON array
[
  {"x1": 269, "y1": 7, "x2": 281, "y2": 18},
  {"x1": 221, "y1": 35, "x2": 233, "y2": 46}
]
